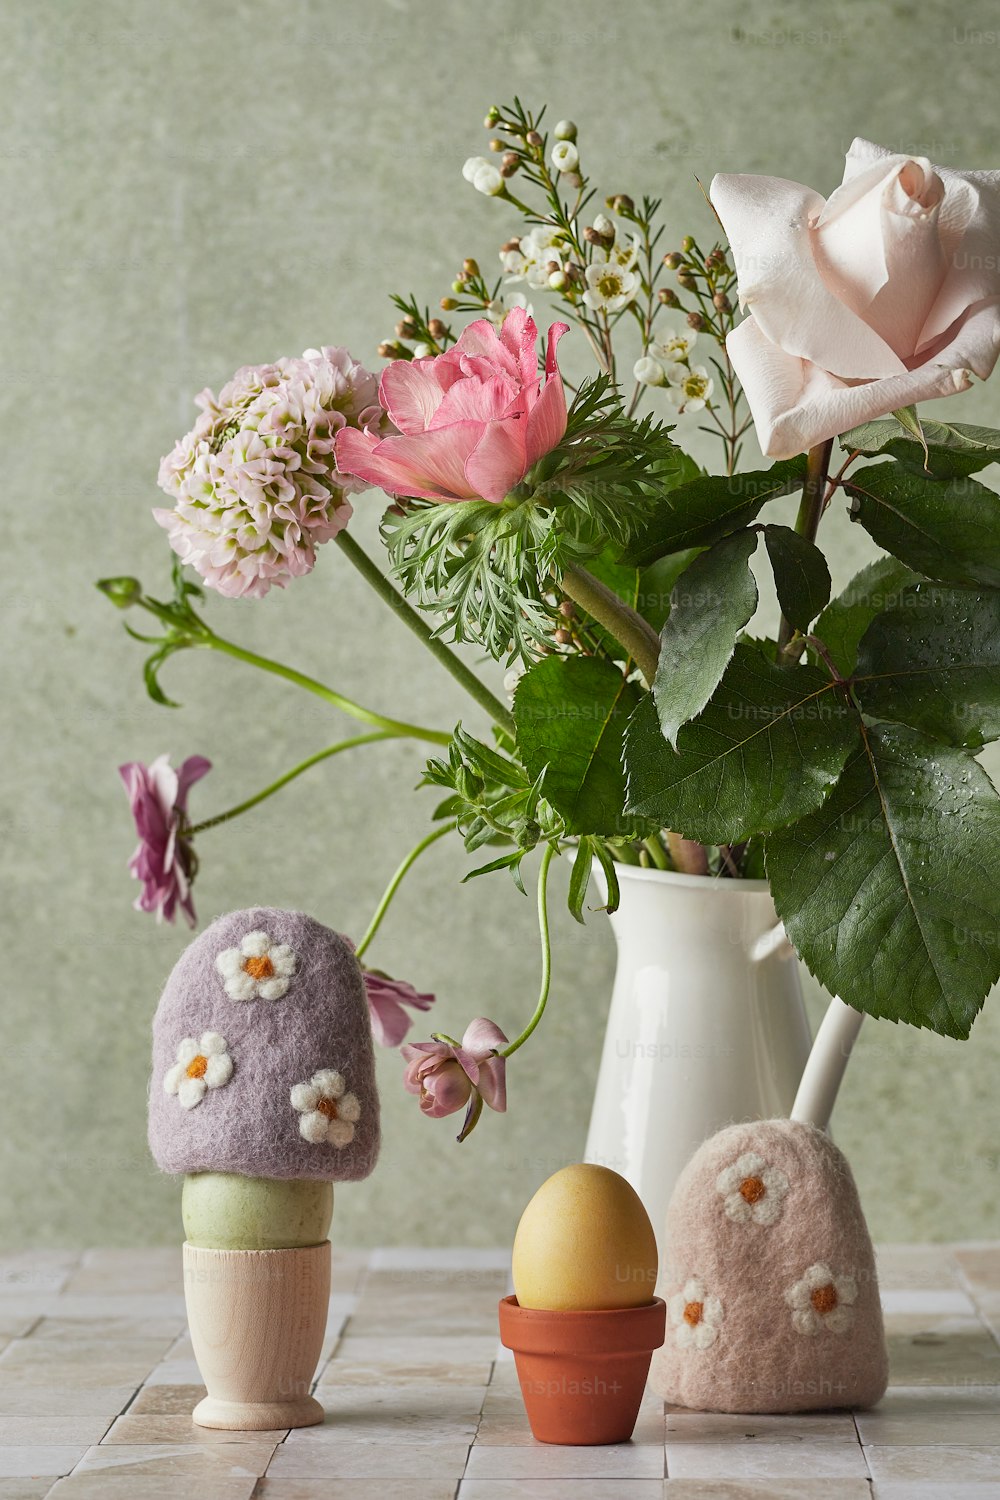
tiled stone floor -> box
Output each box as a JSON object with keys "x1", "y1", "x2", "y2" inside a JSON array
[{"x1": 0, "y1": 1243, "x2": 998, "y2": 1498}]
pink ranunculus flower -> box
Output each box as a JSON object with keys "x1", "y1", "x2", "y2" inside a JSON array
[
  {"x1": 362, "y1": 969, "x2": 435, "y2": 1048},
  {"x1": 401, "y1": 1018, "x2": 508, "y2": 1132},
  {"x1": 334, "y1": 307, "x2": 569, "y2": 504},
  {"x1": 119, "y1": 753, "x2": 212, "y2": 927},
  {"x1": 711, "y1": 138, "x2": 1000, "y2": 458}
]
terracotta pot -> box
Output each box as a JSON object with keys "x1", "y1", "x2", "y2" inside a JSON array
[
  {"x1": 498, "y1": 1294, "x2": 666, "y2": 1445},
  {"x1": 184, "y1": 1241, "x2": 330, "y2": 1430}
]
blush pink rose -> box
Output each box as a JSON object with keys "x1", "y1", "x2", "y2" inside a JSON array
[
  {"x1": 401, "y1": 1017, "x2": 508, "y2": 1124},
  {"x1": 334, "y1": 307, "x2": 569, "y2": 504},
  {"x1": 711, "y1": 138, "x2": 1000, "y2": 458}
]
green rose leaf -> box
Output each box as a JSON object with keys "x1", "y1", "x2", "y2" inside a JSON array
[
  {"x1": 841, "y1": 417, "x2": 1000, "y2": 478},
  {"x1": 622, "y1": 457, "x2": 807, "y2": 567},
  {"x1": 582, "y1": 548, "x2": 702, "y2": 640},
  {"x1": 624, "y1": 642, "x2": 857, "y2": 843},
  {"x1": 514, "y1": 655, "x2": 646, "y2": 837},
  {"x1": 813, "y1": 556, "x2": 922, "y2": 676},
  {"x1": 765, "y1": 723, "x2": 1000, "y2": 1038},
  {"x1": 764, "y1": 524, "x2": 832, "y2": 632},
  {"x1": 845, "y1": 462, "x2": 1000, "y2": 587},
  {"x1": 853, "y1": 583, "x2": 1000, "y2": 748},
  {"x1": 652, "y1": 529, "x2": 759, "y2": 748}
]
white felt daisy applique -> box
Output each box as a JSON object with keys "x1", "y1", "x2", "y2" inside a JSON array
[
  {"x1": 716, "y1": 1150, "x2": 790, "y2": 1227},
  {"x1": 668, "y1": 1277, "x2": 724, "y2": 1350},
  {"x1": 164, "y1": 1032, "x2": 233, "y2": 1110},
  {"x1": 291, "y1": 1069, "x2": 361, "y2": 1147},
  {"x1": 215, "y1": 930, "x2": 297, "y2": 1001},
  {"x1": 785, "y1": 1262, "x2": 858, "y2": 1336}
]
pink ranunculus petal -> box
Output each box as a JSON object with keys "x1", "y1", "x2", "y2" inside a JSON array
[
  {"x1": 379, "y1": 359, "x2": 448, "y2": 434},
  {"x1": 464, "y1": 417, "x2": 530, "y2": 504},
  {"x1": 119, "y1": 753, "x2": 211, "y2": 926},
  {"x1": 364, "y1": 970, "x2": 435, "y2": 1048},
  {"x1": 428, "y1": 371, "x2": 521, "y2": 430}
]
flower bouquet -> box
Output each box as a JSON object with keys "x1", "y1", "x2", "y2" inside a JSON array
[{"x1": 103, "y1": 100, "x2": 1000, "y2": 1149}]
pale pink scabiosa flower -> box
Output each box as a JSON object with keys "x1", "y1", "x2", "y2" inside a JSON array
[
  {"x1": 334, "y1": 307, "x2": 569, "y2": 505},
  {"x1": 362, "y1": 970, "x2": 436, "y2": 1047},
  {"x1": 401, "y1": 1017, "x2": 508, "y2": 1138},
  {"x1": 154, "y1": 347, "x2": 385, "y2": 598},
  {"x1": 119, "y1": 753, "x2": 211, "y2": 926}
]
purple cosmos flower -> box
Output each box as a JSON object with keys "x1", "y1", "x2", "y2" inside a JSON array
[{"x1": 119, "y1": 753, "x2": 211, "y2": 926}]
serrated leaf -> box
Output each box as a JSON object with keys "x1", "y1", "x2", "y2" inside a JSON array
[
  {"x1": 765, "y1": 723, "x2": 1000, "y2": 1038},
  {"x1": 853, "y1": 583, "x2": 1000, "y2": 748},
  {"x1": 653, "y1": 529, "x2": 759, "y2": 748},
  {"x1": 637, "y1": 549, "x2": 703, "y2": 633},
  {"x1": 514, "y1": 656, "x2": 646, "y2": 837},
  {"x1": 624, "y1": 643, "x2": 857, "y2": 843},
  {"x1": 764, "y1": 524, "x2": 831, "y2": 631},
  {"x1": 813, "y1": 557, "x2": 922, "y2": 676},
  {"x1": 846, "y1": 462, "x2": 1000, "y2": 587},
  {"x1": 622, "y1": 457, "x2": 807, "y2": 567},
  {"x1": 841, "y1": 417, "x2": 1000, "y2": 477}
]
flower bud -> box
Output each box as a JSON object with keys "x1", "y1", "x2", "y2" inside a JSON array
[
  {"x1": 548, "y1": 269, "x2": 569, "y2": 290},
  {"x1": 554, "y1": 627, "x2": 573, "y2": 646},
  {"x1": 681, "y1": 235, "x2": 696, "y2": 252},
  {"x1": 452, "y1": 279, "x2": 466, "y2": 293},
  {"x1": 440, "y1": 296, "x2": 458, "y2": 310},
  {"x1": 609, "y1": 193, "x2": 635, "y2": 215},
  {"x1": 500, "y1": 237, "x2": 521, "y2": 253},
  {"x1": 500, "y1": 152, "x2": 520, "y2": 176},
  {"x1": 658, "y1": 288, "x2": 679, "y2": 306},
  {"x1": 558, "y1": 600, "x2": 575, "y2": 619},
  {"x1": 489, "y1": 138, "x2": 504, "y2": 152},
  {"x1": 427, "y1": 318, "x2": 446, "y2": 338},
  {"x1": 412, "y1": 342, "x2": 432, "y2": 359},
  {"x1": 377, "y1": 340, "x2": 406, "y2": 360},
  {"x1": 97, "y1": 576, "x2": 142, "y2": 609},
  {"x1": 687, "y1": 311, "x2": 705, "y2": 331},
  {"x1": 633, "y1": 354, "x2": 666, "y2": 387},
  {"x1": 526, "y1": 129, "x2": 543, "y2": 147},
  {"x1": 550, "y1": 140, "x2": 579, "y2": 174},
  {"x1": 663, "y1": 251, "x2": 682, "y2": 269},
  {"x1": 395, "y1": 320, "x2": 414, "y2": 339},
  {"x1": 676, "y1": 270, "x2": 696, "y2": 289},
  {"x1": 484, "y1": 106, "x2": 501, "y2": 127},
  {"x1": 554, "y1": 119, "x2": 577, "y2": 141},
  {"x1": 713, "y1": 292, "x2": 732, "y2": 311},
  {"x1": 463, "y1": 257, "x2": 480, "y2": 278}
]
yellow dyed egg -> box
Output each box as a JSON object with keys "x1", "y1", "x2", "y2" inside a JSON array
[{"x1": 511, "y1": 1163, "x2": 658, "y2": 1311}]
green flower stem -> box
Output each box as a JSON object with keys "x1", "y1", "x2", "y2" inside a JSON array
[
  {"x1": 500, "y1": 842, "x2": 556, "y2": 1059},
  {"x1": 642, "y1": 834, "x2": 670, "y2": 871},
  {"x1": 186, "y1": 732, "x2": 396, "y2": 837},
  {"x1": 202, "y1": 634, "x2": 451, "y2": 746},
  {"x1": 777, "y1": 437, "x2": 834, "y2": 661},
  {"x1": 560, "y1": 564, "x2": 660, "y2": 684},
  {"x1": 335, "y1": 530, "x2": 516, "y2": 737},
  {"x1": 355, "y1": 821, "x2": 457, "y2": 961}
]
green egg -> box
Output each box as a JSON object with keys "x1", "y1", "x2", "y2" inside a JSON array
[{"x1": 182, "y1": 1173, "x2": 333, "y2": 1250}]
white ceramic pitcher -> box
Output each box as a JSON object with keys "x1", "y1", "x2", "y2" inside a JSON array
[{"x1": 584, "y1": 864, "x2": 863, "y2": 1255}]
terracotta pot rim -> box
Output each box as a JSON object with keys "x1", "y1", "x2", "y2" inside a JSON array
[{"x1": 499, "y1": 1294, "x2": 666, "y2": 1356}]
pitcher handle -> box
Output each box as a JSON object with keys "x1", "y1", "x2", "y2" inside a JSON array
[{"x1": 752, "y1": 922, "x2": 865, "y2": 1131}]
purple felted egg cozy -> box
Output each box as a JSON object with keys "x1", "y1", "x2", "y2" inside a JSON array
[
  {"x1": 650, "y1": 1119, "x2": 888, "y2": 1413},
  {"x1": 149, "y1": 908, "x2": 380, "y2": 1182}
]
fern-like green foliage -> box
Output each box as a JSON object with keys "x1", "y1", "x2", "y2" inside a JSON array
[{"x1": 381, "y1": 376, "x2": 687, "y2": 662}]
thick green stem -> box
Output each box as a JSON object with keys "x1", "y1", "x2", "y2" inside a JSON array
[
  {"x1": 500, "y1": 843, "x2": 555, "y2": 1059},
  {"x1": 201, "y1": 634, "x2": 451, "y2": 746},
  {"x1": 777, "y1": 438, "x2": 834, "y2": 661},
  {"x1": 355, "y1": 821, "x2": 456, "y2": 961},
  {"x1": 187, "y1": 733, "x2": 395, "y2": 836},
  {"x1": 335, "y1": 532, "x2": 516, "y2": 737},
  {"x1": 560, "y1": 564, "x2": 660, "y2": 683}
]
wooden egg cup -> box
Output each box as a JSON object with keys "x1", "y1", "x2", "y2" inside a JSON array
[{"x1": 183, "y1": 1241, "x2": 330, "y2": 1430}]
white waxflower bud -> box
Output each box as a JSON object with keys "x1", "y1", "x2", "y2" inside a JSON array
[
  {"x1": 592, "y1": 213, "x2": 614, "y2": 237},
  {"x1": 472, "y1": 162, "x2": 505, "y2": 195},
  {"x1": 463, "y1": 155, "x2": 491, "y2": 183},
  {"x1": 548, "y1": 269, "x2": 569, "y2": 291},
  {"x1": 554, "y1": 120, "x2": 578, "y2": 141},
  {"x1": 633, "y1": 355, "x2": 667, "y2": 387},
  {"x1": 551, "y1": 140, "x2": 579, "y2": 174},
  {"x1": 411, "y1": 343, "x2": 433, "y2": 359}
]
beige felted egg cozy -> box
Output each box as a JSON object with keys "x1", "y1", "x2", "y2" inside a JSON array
[{"x1": 650, "y1": 1118, "x2": 888, "y2": 1413}]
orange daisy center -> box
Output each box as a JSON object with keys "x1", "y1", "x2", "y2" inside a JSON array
[
  {"x1": 316, "y1": 1097, "x2": 339, "y2": 1120},
  {"x1": 244, "y1": 954, "x2": 274, "y2": 981},
  {"x1": 811, "y1": 1283, "x2": 839, "y2": 1316},
  {"x1": 186, "y1": 1054, "x2": 208, "y2": 1079},
  {"x1": 683, "y1": 1300, "x2": 704, "y2": 1326},
  {"x1": 739, "y1": 1175, "x2": 766, "y2": 1204}
]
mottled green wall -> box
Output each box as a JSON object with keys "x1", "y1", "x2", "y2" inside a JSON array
[{"x1": 3, "y1": 0, "x2": 999, "y2": 1251}]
